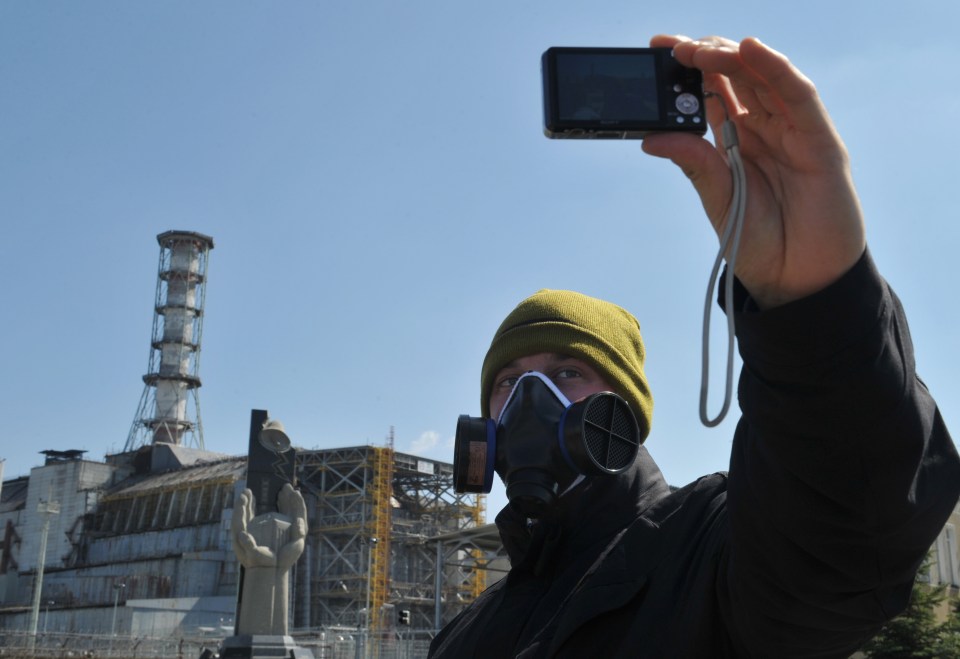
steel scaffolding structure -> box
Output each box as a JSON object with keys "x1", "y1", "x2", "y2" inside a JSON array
[
  {"x1": 293, "y1": 446, "x2": 486, "y2": 633},
  {"x1": 0, "y1": 442, "x2": 503, "y2": 647},
  {"x1": 126, "y1": 231, "x2": 214, "y2": 452}
]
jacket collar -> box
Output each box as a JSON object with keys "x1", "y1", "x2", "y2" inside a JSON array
[{"x1": 495, "y1": 445, "x2": 671, "y2": 575}]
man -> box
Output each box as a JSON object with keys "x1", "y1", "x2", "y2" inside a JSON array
[{"x1": 428, "y1": 35, "x2": 960, "y2": 658}]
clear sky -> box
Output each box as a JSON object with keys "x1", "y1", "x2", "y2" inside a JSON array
[{"x1": 2, "y1": 1, "x2": 958, "y2": 520}]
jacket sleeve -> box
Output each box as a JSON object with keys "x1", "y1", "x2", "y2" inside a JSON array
[{"x1": 720, "y1": 249, "x2": 960, "y2": 658}]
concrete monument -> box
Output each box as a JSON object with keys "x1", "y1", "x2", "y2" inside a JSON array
[{"x1": 218, "y1": 411, "x2": 313, "y2": 659}]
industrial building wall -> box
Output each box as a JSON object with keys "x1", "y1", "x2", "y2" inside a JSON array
[
  {"x1": 931, "y1": 501, "x2": 960, "y2": 590},
  {"x1": 0, "y1": 454, "x2": 245, "y2": 638},
  {"x1": 18, "y1": 460, "x2": 115, "y2": 572},
  {"x1": 0, "y1": 594, "x2": 237, "y2": 637},
  {"x1": 34, "y1": 530, "x2": 237, "y2": 606},
  {"x1": 1, "y1": 446, "x2": 492, "y2": 640},
  {"x1": 84, "y1": 519, "x2": 231, "y2": 566},
  {"x1": 0, "y1": 477, "x2": 26, "y2": 603}
]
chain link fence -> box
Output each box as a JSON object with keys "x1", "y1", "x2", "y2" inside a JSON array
[{"x1": 0, "y1": 629, "x2": 437, "y2": 659}]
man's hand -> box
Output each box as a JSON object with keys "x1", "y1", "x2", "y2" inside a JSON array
[{"x1": 642, "y1": 36, "x2": 866, "y2": 309}]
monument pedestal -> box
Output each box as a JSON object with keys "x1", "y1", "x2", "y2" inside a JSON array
[{"x1": 220, "y1": 634, "x2": 314, "y2": 659}]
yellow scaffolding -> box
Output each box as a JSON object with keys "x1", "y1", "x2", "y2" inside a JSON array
[
  {"x1": 295, "y1": 444, "x2": 491, "y2": 629},
  {"x1": 368, "y1": 446, "x2": 394, "y2": 631},
  {"x1": 466, "y1": 494, "x2": 487, "y2": 599}
]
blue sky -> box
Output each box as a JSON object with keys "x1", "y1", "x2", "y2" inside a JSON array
[{"x1": 2, "y1": 1, "x2": 958, "y2": 520}]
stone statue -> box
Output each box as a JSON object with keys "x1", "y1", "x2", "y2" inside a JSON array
[{"x1": 231, "y1": 483, "x2": 307, "y2": 636}]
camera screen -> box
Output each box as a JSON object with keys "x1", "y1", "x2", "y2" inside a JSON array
[{"x1": 554, "y1": 52, "x2": 660, "y2": 123}]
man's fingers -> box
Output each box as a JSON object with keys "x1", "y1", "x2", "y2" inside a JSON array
[
  {"x1": 641, "y1": 132, "x2": 733, "y2": 235},
  {"x1": 737, "y1": 38, "x2": 829, "y2": 133},
  {"x1": 648, "y1": 34, "x2": 690, "y2": 49},
  {"x1": 673, "y1": 37, "x2": 828, "y2": 134}
]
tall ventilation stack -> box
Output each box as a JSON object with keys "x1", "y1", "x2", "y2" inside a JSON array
[{"x1": 125, "y1": 231, "x2": 214, "y2": 452}]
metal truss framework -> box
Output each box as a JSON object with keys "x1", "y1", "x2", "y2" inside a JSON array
[
  {"x1": 429, "y1": 525, "x2": 510, "y2": 629},
  {"x1": 293, "y1": 447, "x2": 487, "y2": 632},
  {"x1": 126, "y1": 231, "x2": 214, "y2": 452}
]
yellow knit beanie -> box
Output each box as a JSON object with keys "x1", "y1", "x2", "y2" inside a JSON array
[{"x1": 480, "y1": 289, "x2": 653, "y2": 442}]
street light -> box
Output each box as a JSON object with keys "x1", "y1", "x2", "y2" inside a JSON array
[
  {"x1": 43, "y1": 600, "x2": 54, "y2": 635},
  {"x1": 108, "y1": 581, "x2": 127, "y2": 659},
  {"x1": 28, "y1": 499, "x2": 60, "y2": 653},
  {"x1": 111, "y1": 582, "x2": 126, "y2": 636}
]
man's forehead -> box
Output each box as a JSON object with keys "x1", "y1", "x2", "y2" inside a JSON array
[{"x1": 498, "y1": 352, "x2": 580, "y2": 371}]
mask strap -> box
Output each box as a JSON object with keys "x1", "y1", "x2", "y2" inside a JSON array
[
  {"x1": 560, "y1": 475, "x2": 586, "y2": 497},
  {"x1": 496, "y1": 371, "x2": 573, "y2": 424}
]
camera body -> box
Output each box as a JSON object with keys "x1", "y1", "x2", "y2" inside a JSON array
[{"x1": 542, "y1": 47, "x2": 706, "y2": 139}]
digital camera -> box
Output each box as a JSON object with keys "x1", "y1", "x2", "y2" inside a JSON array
[{"x1": 542, "y1": 47, "x2": 706, "y2": 139}]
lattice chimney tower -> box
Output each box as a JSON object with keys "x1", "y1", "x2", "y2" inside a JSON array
[{"x1": 125, "y1": 231, "x2": 214, "y2": 452}]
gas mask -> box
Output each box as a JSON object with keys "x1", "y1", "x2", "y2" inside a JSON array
[{"x1": 453, "y1": 372, "x2": 641, "y2": 518}]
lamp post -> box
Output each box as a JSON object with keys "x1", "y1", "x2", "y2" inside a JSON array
[
  {"x1": 28, "y1": 499, "x2": 60, "y2": 653},
  {"x1": 108, "y1": 582, "x2": 125, "y2": 658},
  {"x1": 111, "y1": 582, "x2": 126, "y2": 636},
  {"x1": 43, "y1": 600, "x2": 54, "y2": 635}
]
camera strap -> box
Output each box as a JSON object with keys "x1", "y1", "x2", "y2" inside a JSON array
[{"x1": 699, "y1": 119, "x2": 746, "y2": 427}]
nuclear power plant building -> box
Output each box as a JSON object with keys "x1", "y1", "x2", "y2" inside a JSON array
[
  {"x1": 0, "y1": 443, "x2": 495, "y2": 639},
  {"x1": 0, "y1": 231, "x2": 501, "y2": 653}
]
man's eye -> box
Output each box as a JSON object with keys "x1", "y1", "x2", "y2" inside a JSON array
[
  {"x1": 554, "y1": 368, "x2": 581, "y2": 380},
  {"x1": 497, "y1": 376, "x2": 519, "y2": 389}
]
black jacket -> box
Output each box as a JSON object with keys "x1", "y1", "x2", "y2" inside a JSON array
[{"x1": 429, "y1": 251, "x2": 960, "y2": 658}]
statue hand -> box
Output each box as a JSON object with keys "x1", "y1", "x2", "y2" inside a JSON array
[
  {"x1": 277, "y1": 484, "x2": 308, "y2": 569},
  {"x1": 232, "y1": 485, "x2": 307, "y2": 569},
  {"x1": 231, "y1": 489, "x2": 270, "y2": 567},
  {"x1": 236, "y1": 529, "x2": 281, "y2": 567}
]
